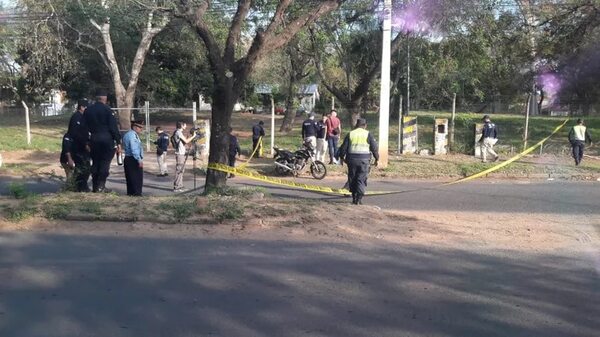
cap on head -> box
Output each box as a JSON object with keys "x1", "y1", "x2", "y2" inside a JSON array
[
  {"x1": 77, "y1": 99, "x2": 89, "y2": 109},
  {"x1": 482, "y1": 115, "x2": 490, "y2": 121},
  {"x1": 131, "y1": 120, "x2": 144, "y2": 128},
  {"x1": 356, "y1": 118, "x2": 367, "y2": 127},
  {"x1": 577, "y1": 118, "x2": 583, "y2": 124},
  {"x1": 309, "y1": 113, "x2": 315, "y2": 119},
  {"x1": 258, "y1": 121, "x2": 264, "y2": 125}
]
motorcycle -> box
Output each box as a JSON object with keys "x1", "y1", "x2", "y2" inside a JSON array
[{"x1": 273, "y1": 141, "x2": 327, "y2": 180}]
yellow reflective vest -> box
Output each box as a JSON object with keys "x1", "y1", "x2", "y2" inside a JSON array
[{"x1": 348, "y1": 128, "x2": 371, "y2": 155}]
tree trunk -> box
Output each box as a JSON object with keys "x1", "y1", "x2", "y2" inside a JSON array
[
  {"x1": 205, "y1": 83, "x2": 236, "y2": 190},
  {"x1": 280, "y1": 81, "x2": 296, "y2": 132},
  {"x1": 115, "y1": 89, "x2": 135, "y2": 129},
  {"x1": 348, "y1": 100, "x2": 362, "y2": 128}
]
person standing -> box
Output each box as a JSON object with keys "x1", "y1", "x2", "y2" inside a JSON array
[
  {"x1": 60, "y1": 132, "x2": 75, "y2": 182},
  {"x1": 228, "y1": 127, "x2": 241, "y2": 177},
  {"x1": 302, "y1": 113, "x2": 318, "y2": 150},
  {"x1": 568, "y1": 118, "x2": 593, "y2": 166},
  {"x1": 325, "y1": 109, "x2": 342, "y2": 164},
  {"x1": 122, "y1": 120, "x2": 144, "y2": 196},
  {"x1": 337, "y1": 118, "x2": 379, "y2": 205},
  {"x1": 173, "y1": 121, "x2": 196, "y2": 192},
  {"x1": 67, "y1": 99, "x2": 91, "y2": 192},
  {"x1": 252, "y1": 121, "x2": 265, "y2": 158},
  {"x1": 84, "y1": 90, "x2": 121, "y2": 192},
  {"x1": 315, "y1": 114, "x2": 328, "y2": 162},
  {"x1": 154, "y1": 126, "x2": 169, "y2": 177},
  {"x1": 479, "y1": 115, "x2": 499, "y2": 163}
]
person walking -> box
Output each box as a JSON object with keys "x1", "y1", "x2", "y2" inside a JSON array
[
  {"x1": 325, "y1": 109, "x2": 342, "y2": 164},
  {"x1": 67, "y1": 99, "x2": 91, "y2": 192},
  {"x1": 302, "y1": 113, "x2": 318, "y2": 150},
  {"x1": 154, "y1": 126, "x2": 169, "y2": 177},
  {"x1": 228, "y1": 127, "x2": 241, "y2": 177},
  {"x1": 337, "y1": 118, "x2": 379, "y2": 205},
  {"x1": 84, "y1": 89, "x2": 121, "y2": 193},
  {"x1": 315, "y1": 114, "x2": 328, "y2": 162},
  {"x1": 479, "y1": 115, "x2": 499, "y2": 163},
  {"x1": 173, "y1": 121, "x2": 196, "y2": 192},
  {"x1": 252, "y1": 121, "x2": 265, "y2": 158},
  {"x1": 568, "y1": 118, "x2": 593, "y2": 166},
  {"x1": 122, "y1": 120, "x2": 144, "y2": 196}
]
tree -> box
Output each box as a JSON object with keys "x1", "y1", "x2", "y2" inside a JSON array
[
  {"x1": 17, "y1": 0, "x2": 170, "y2": 128},
  {"x1": 176, "y1": 0, "x2": 346, "y2": 189}
]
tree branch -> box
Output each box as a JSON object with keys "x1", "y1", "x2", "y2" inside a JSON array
[{"x1": 224, "y1": 0, "x2": 252, "y2": 65}]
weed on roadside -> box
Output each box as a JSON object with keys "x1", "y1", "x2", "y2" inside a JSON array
[
  {"x1": 4, "y1": 195, "x2": 40, "y2": 222},
  {"x1": 78, "y1": 201, "x2": 103, "y2": 215},
  {"x1": 8, "y1": 182, "x2": 31, "y2": 199},
  {"x1": 158, "y1": 197, "x2": 195, "y2": 223},
  {"x1": 42, "y1": 202, "x2": 70, "y2": 220}
]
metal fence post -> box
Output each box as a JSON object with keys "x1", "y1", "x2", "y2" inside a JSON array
[
  {"x1": 192, "y1": 101, "x2": 197, "y2": 122},
  {"x1": 145, "y1": 101, "x2": 150, "y2": 152}
]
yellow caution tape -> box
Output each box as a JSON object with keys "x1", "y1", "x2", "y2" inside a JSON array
[
  {"x1": 238, "y1": 136, "x2": 262, "y2": 169},
  {"x1": 207, "y1": 119, "x2": 569, "y2": 195},
  {"x1": 443, "y1": 118, "x2": 569, "y2": 186},
  {"x1": 208, "y1": 162, "x2": 353, "y2": 195}
]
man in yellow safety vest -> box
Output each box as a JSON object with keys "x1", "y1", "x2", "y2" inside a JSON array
[
  {"x1": 337, "y1": 118, "x2": 379, "y2": 205},
  {"x1": 568, "y1": 118, "x2": 593, "y2": 166}
]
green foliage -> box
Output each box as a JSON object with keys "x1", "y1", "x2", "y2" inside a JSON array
[
  {"x1": 78, "y1": 201, "x2": 103, "y2": 215},
  {"x1": 8, "y1": 182, "x2": 31, "y2": 199},
  {"x1": 157, "y1": 197, "x2": 195, "y2": 223}
]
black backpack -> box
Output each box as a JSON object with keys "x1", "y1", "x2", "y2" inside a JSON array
[{"x1": 170, "y1": 131, "x2": 179, "y2": 149}]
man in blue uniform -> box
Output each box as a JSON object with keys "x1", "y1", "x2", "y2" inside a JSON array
[
  {"x1": 67, "y1": 99, "x2": 91, "y2": 191},
  {"x1": 84, "y1": 89, "x2": 121, "y2": 193},
  {"x1": 228, "y1": 127, "x2": 241, "y2": 177},
  {"x1": 479, "y1": 115, "x2": 499, "y2": 163},
  {"x1": 122, "y1": 120, "x2": 144, "y2": 196},
  {"x1": 301, "y1": 114, "x2": 318, "y2": 150},
  {"x1": 337, "y1": 118, "x2": 379, "y2": 205},
  {"x1": 154, "y1": 126, "x2": 169, "y2": 176},
  {"x1": 60, "y1": 133, "x2": 75, "y2": 182},
  {"x1": 252, "y1": 121, "x2": 265, "y2": 158}
]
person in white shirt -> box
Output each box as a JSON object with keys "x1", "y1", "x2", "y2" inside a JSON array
[{"x1": 173, "y1": 121, "x2": 196, "y2": 192}]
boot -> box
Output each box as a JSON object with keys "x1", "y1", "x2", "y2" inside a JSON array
[
  {"x1": 356, "y1": 194, "x2": 363, "y2": 205},
  {"x1": 351, "y1": 193, "x2": 357, "y2": 205}
]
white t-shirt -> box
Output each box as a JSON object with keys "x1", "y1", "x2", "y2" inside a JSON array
[{"x1": 175, "y1": 129, "x2": 187, "y2": 155}]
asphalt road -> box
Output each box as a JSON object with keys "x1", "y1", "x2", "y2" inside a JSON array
[{"x1": 1, "y1": 232, "x2": 598, "y2": 337}]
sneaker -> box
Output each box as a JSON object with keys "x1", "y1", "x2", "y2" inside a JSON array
[
  {"x1": 163, "y1": 173, "x2": 169, "y2": 177},
  {"x1": 173, "y1": 187, "x2": 187, "y2": 193}
]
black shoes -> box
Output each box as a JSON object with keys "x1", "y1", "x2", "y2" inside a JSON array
[{"x1": 157, "y1": 173, "x2": 169, "y2": 177}]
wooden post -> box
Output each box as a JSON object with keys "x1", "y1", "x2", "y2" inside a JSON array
[
  {"x1": 450, "y1": 93, "x2": 456, "y2": 150},
  {"x1": 398, "y1": 96, "x2": 403, "y2": 154}
]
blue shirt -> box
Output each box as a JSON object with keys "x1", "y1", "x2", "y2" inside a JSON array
[{"x1": 123, "y1": 129, "x2": 144, "y2": 162}]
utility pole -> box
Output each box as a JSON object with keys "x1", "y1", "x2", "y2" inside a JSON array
[
  {"x1": 377, "y1": 0, "x2": 392, "y2": 168},
  {"x1": 406, "y1": 35, "x2": 411, "y2": 116}
]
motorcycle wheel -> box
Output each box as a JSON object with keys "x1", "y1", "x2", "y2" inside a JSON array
[
  {"x1": 310, "y1": 161, "x2": 327, "y2": 180},
  {"x1": 275, "y1": 158, "x2": 289, "y2": 175}
]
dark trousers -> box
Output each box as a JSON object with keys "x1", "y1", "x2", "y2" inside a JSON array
[
  {"x1": 571, "y1": 140, "x2": 585, "y2": 165},
  {"x1": 347, "y1": 158, "x2": 370, "y2": 197},
  {"x1": 124, "y1": 156, "x2": 143, "y2": 196},
  {"x1": 90, "y1": 158, "x2": 112, "y2": 192},
  {"x1": 228, "y1": 155, "x2": 237, "y2": 167},
  {"x1": 327, "y1": 136, "x2": 339, "y2": 162},
  {"x1": 72, "y1": 152, "x2": 91, "y2": 192},
  {"x1": 252, "y1": 138, "x2": 261, "y2": 157}
]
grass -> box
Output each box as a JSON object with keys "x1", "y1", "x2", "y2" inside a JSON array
[{"x1": 8, "y1": 182, "x2": 32, "y2": 199}]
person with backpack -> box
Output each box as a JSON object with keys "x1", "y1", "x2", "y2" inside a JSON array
[
  {"x1": 172, "y1": 121, "x2": 196, "y2": 192},
  {"x1": 154, "y1": 126, "x2": 170, "y2": 177}
]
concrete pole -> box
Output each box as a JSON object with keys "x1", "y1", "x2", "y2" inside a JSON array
[
  {"x1": 192, "y1": 101, "x2": 197, "y2": 122},
  {"x1": 450, "y1": 93, "x2": 456, "y2": 149},
  {"x1": 271, "y1": 95, "x2": 275, "y2": 156},
  {"x1": 524, "y1": 93, "x2": 531, "y2": 151},
  {"x1": 406, "y1": 37, "x2": 411, "y2": 116},
  {"x1": 331, "y1": 96, "x2": 335, "y2": 110},
  {"x1": 22, "y1": 101, "x2": 31, "y2": 145},
  {"x1": 145, "y1": 101, "x2": 150, "y2": 151},
  {"x1": 377, "y1": 0, "x2": 392, "y2": 168}
]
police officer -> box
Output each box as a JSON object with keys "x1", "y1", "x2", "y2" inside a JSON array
[
  {"x1": 84, "y1": 89, "x2": 121, "y2": 193},
  {"x1": 337, "y1": 118, "x2": 379, "y2": 205},
  {"x1": 67, "y1": 99, "x2": 91, "y2": 192},
  {"x1": 568, "y1": 118, "x2": 593, "y2": 166},
  {"x1": 302, "y1": 113, "x2": 318, "y2": 150},
  {"x1": 122, "y1": 120, "x2": 144, "y2": 196},
  {"x1": 252, "y1": 121, "x2": 265, "y2": 158}
]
